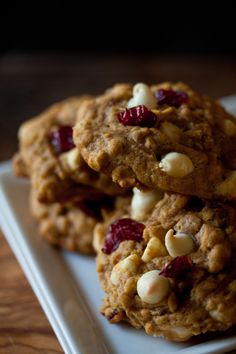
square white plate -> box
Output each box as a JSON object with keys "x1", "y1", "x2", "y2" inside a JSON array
[{"x1": 1, "y1": 96, "x2": 236, "y2": 354}]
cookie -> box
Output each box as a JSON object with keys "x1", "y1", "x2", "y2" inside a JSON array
[
  {"x1": 95, "y1": 189, "x2": 236, "y2": 341},
  {"x1": 14, "y1": 97, "x2": 125, "y2": 203},
  {"x1": 74, "y1": 82, "x2": 236, "y2": 200},
  {"x1": 30, "y1": 188, "x2": 115, "y2": 254}
]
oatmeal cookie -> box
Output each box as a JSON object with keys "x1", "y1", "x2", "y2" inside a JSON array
[
  {"x1": 95, "y1": 189, "x2": 236, "y2": 341},
  {"x1": 74, "y1": 83, "x2": 236, "y2": 199},
  {"x1": 14, "y1": 97, "x2": 125, "y2": 203},
  {"x1": 30, "y1": 188, "x2": 115, "y2": 254}
]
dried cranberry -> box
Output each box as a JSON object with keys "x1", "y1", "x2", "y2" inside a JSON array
[
  {"x1": 107, "y1": 309, "x2": 119, "y2": 321},
  {"x1": 50, "y1": 126, "x2": 75, "y2": 153},
  {"x1": 118, "y1": 105, "x2": 157, "y2": 127},
  {"x1": 156, "y1": 89, "x2": 188, "y2": 108},
  {"x1": 107, "y1": 309, "x2": 125, "y2": 322},
  {"x1": 102, "y1": 218, "x2": 145, "y2": 254},
  {"x1": 160, "y1": 256, "x2": 192, "y2": 279}
]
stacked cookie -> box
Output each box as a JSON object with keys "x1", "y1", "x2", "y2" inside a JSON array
[
  {"x1": 14, "y1": 82, "x2": 236, "y2": 341},
  {"x1": 13, "y1": 97, "x2": 127, "y2": 253}
]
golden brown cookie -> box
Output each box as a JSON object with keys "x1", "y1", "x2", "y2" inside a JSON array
[
  {"x1": 14, "y1": 97, "x2": 126, "y2": 203},
  {"x1": 30, "y1": 188, "x2": 115, "y2": 254},
  {"x1": 74, "y1": 83, "x2": 236, "y2": 200},
  {"x1": 95, "y1": 189, "x2": 236, "y2": 341}
]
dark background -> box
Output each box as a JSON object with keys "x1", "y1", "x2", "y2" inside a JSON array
[
  {"x1": 1, "y1": 4, "x2": 236, "y2": 54},
  {"x1": 0, "y1": 5, "x2": 236, "y2": 161}
]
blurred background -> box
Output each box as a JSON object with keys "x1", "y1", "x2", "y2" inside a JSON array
[{"x1": 0, "y1": 4, "x2": 236, "y2": 161}]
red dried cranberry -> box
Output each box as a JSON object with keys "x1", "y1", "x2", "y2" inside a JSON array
[
  {"x1": 107, "y1": 309, "x2": 119, "y2": 321},
  {"x1": 156, "y1": 89, "x2": 188, "y2": 108},
  {"x1": 160, "y1": 256, "x2": 192, "y2": 279},
  {"x1": 102, "y1": 218, "x2": 145, "y2": 254},
  {"x1": 118, "y1": 105, "x2": 157, "y2": 127},
  {"x1": 50, "y1": 126, "x2": 75, "y2": 153},
  {"x1": 107, "y1": 309, "x2": 125, "y2": 322}
]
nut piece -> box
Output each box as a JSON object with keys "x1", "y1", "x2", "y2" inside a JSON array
[
  {"x1": 228, "y1": 280, "x2": 236, "y2": 292},
  {"x1": 131, "y1": 187, "x2": 163, "y2": 221},
  {"x1": 159, "y1": 152, "x2": 194, "y2": 178},
  {"x1": 127, "y1": 83, "x2": 157, "y2": 109},
  {"x1": 165, "y1": 229, "x2": 195, "y2": 257},
  {"x1": 110, "y1": 254, "x2": 140, "y2": 285},
  {"x1": 137, "y1": 270, "x2": 170, "y2": 304},
  {"x1": 222, "y1": 119, "x2": 236, "y2": 137},
  {"x1": 64, "y1": 147, "x2": 81, "y2": 171},
  {"x1": 216, "y1": 171, "x2": 236, "y2": 198},
  {"x1": 160, "y1": 121, "x2": 182, "y2": 142},
  {"x1": 141, "y1": 237, "x2": 167, "y2": 262}
]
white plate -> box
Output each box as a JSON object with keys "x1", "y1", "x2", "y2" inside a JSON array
[{"x1": 1, "y1": 96, "x2": 236, "y2": 354}]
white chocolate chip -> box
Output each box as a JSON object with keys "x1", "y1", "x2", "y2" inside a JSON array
[
  {"x1": 141, "y1": 237, "x2": 167, "y2": 262},
  {"x1": 216, "y1": 171, "x2": 236, "y2": 198},
  {"x1": 209, "y1": 310, "x2": 225, "y2": 322},
  {"x1": 222, "y1": 119, "x2": 236, "y2": 137},
  {"x1": 127, "y1": 83, "x2": 157, "y2": 109},
  {"x1": 165, "y1": 229, "x2": 195, "y2": 257},
  {"x1": 159, "y1": 152, "x2": 194, "y2": 178},
  {"x1": 131, "y1": 187, "x2": 163, "y2": 221},
  {"x1": 64, "y1": 148, "x2": 80, "y2": 171},
  {"x1": 110, "y1": 254, "x2": 140, "y2": 285},
  {"x1": 92, "y1": 223, "x2": 105, "y2": 253},
  {"x1": 137, "y1": 270, "x2": 170, "y2": 304},
  {"x1": 160, "y1": 121, "x2": 182, "y2": 142},
  {"x1": 19, "y1": 123, "x2": 30, "y2": 141},
  {"x1": 167, "y1": 326, "x2": 192, "y2": 341}
]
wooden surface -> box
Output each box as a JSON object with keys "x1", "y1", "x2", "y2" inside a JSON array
[
  {"x1": 0, "y1": 231, "x2": 63, "y2": 354},
  {"x1": 0, "y1": 53, "x2": 236, "y2": 354}
]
